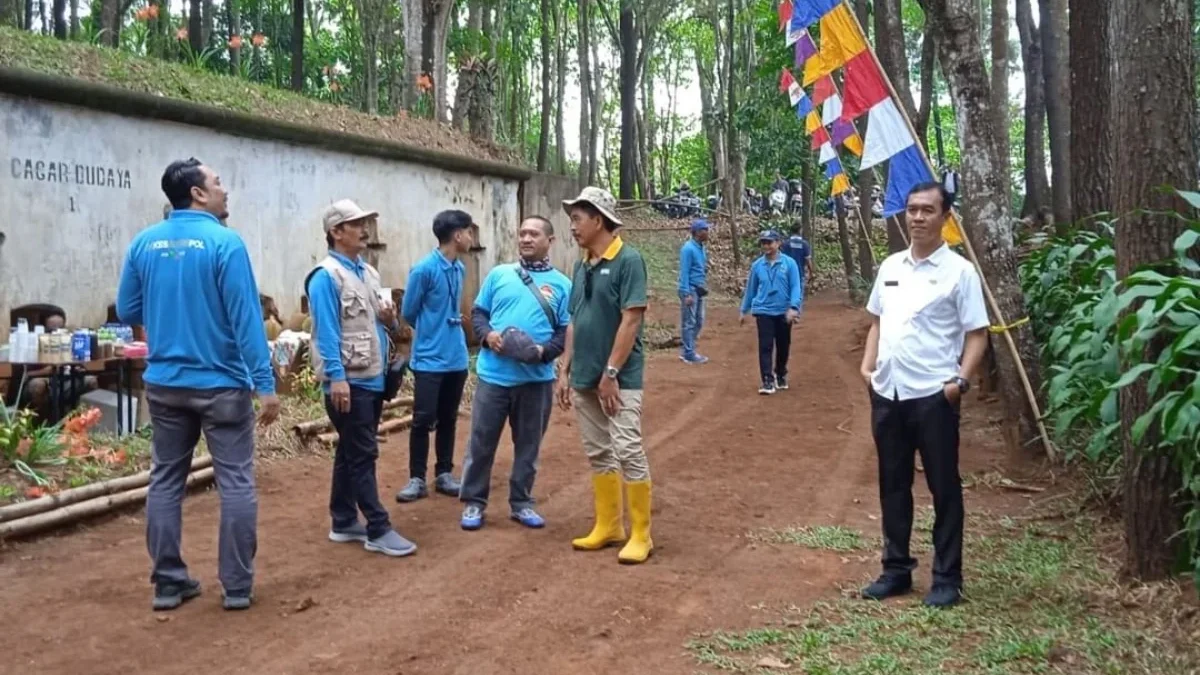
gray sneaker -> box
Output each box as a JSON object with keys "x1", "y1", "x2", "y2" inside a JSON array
[
  {"x1": 395, "y1": 478, "x2": 428, "y2": 503},
  {"x1": 329, "y1": 521, "x2": 369, "y2": 543},
  {"x1": 364, "y1": 529, "x2": 418, "y2": 557},
  {"x1": 434, "y1": 472, "x2": 462, "y2": 497},
  {"x1": 222, "y1": 590, "x2": 253, "y2": 611},
  {"x1": 152, "y1": 578, "x2": 201, "y2": 611}
]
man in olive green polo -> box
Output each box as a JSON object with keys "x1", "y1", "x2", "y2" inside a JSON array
[{"x1": 555, "y1": 186, "x2": 653, "y2": 565}]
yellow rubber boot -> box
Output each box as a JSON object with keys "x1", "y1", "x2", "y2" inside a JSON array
[
  {"x1": 572, "y1": 473, "x2": 627, "y2": 550},
  {"x1": 617, "y1": 480, "x2": 653, "y2": 564}
]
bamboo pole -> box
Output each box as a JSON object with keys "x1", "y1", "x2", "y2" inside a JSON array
[
  {"x1": 294, "y1": 399, "x2": 414, "y2": 438},
  {"x1": 0, "y1": 467, "x2": 214, "y2": 540},
  {"x1": 838, "y1": 0, "x2": 1055, "y2": 459},
  {"x1": 0, "y1": 455, "x2": 214, "y2": 524},
  {"x1": 317, "y1": 413, "x2": 414, "y2": 445}
]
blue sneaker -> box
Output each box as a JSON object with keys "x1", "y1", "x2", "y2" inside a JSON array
[
  {"x1": 682, "y1": 354, "x2": 710, "y2": 364},
  {"x1": 461, "y1": 504, "x2": 485, "y2": 531},
  {"x1": 510, "y1": 507, "x2": 546, "y2": 529}
]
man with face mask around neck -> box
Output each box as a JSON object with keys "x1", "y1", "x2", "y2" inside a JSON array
[
  {"x1": 306, "y1": 199, "x2": 417, "y2": 558},
  {"x1": 458, "y1": 216, "x2": 571, "y2": 531},
  {"x1": 859, "y1": 182, "x2": 989, "y2": 609}
]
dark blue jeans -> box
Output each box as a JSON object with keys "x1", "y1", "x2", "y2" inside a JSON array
[
  {"x1": 325, "y1": 386, "x2": 392, "y2": 539},
  {"x1": 755, "y1": 314, "x2": 791, "y2": 381},
  {"x1": 459, "y1": 379, "x2": 554, "y2": 511}
]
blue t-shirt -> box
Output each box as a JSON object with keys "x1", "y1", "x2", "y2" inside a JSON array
[
  {"x1": 784, "y1": 235, "x2": 811, "y2": 275},
  {"x1": 475, "y1": 264, "x2": 572, "y2": 387},
  {"x1": 401, "y1": 249, "x2": 470, "y2": 373},
  {"x1": 116, "y1": 210, "x2": 274, "y2": 393},
  {"x1": 306, "y1": 251, "x2": 389, "y2": 393},
  {"x1": 678, "y1": 239, "x2": 708, "y2": 296},
  {"x1": 739, "y1": 254, "x2": 802, "y2": 317}
]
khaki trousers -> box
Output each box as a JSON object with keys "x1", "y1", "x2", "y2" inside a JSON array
[{"x1": 572, "y1": 389, "x2": 649, "y2": 482}]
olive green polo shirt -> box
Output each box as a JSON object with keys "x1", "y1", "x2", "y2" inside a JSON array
[{"x1": 567, "y1": 237, "x2": 649, "y2": 390}]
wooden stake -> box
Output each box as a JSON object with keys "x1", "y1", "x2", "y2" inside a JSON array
[
  {"x1": 317, "y1": 414, "x2": 414, "y2": 445},
  {"x1": 838, "y1": 0, "x2": 1055, "y2": 459}
]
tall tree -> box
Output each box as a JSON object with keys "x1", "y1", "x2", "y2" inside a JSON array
[
  {"x1": 1112, "y1": 0, "x2": 1197, "y2": 581},
  {"x1": 617, "y1": 1, "x2": 636, "y2": 197},
  {"x1": 1039, "y1": 0, "x2": 1071, "y2": 224},
  {"x1": 229, "y1": 0, "x2": 242, "y2": 74},
  {"x1": 1068, "y1": 0, "x2": 1112, "y2": 220},
  {"x1": 553, "y1": 0, "x2": 567, "y2": 174},
  {"x1": 990, "y1": 0, "x2": 1009, "y2": 197},
  {"x1": 188, "y1": 0, "x2": 202, "y2": 52},
  {"x1": 50, "y1": 0, "x2": 64, "y2": 37},
  {"x1": 853, "y1": 0, "x2": 876, "y2": 283},
  {"x1": 0, "y1": 0, "x2": 18, "y2": 28},
  {"x1": 1015, "y1": 0, "x2": 1051, "y2": 219},
  {"x1": 537, "y1": 0, "x2": 551, "y2": 171},
  {"x1": 920, "y1": 0, "x2": 1044, "y2": 447},
  {"x1": 915, "y1": 23, "x2": 935, "y2": 147},
  {"x1": 578, "y1": 0, "x2": 594, "y2": 182},
  {"x1": 873, "y1": 0, "x2": 916, "y2": 122},
  {"x1": 291, "y1": 0, "x2": 305, "y2": 91}
]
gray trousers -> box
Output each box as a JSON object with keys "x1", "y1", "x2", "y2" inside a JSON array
[
  {"x1": 145, "y1": 385, "x2": 257, "y2": 593},
  {"x1": 459, "y1": 379, "x2": 554, "y2": 512}
]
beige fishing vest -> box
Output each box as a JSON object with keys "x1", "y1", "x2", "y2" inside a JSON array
[{"x1": 306, "y1": 256, "x2": 385, "y2": 382}]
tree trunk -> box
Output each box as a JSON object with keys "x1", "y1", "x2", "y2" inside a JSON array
[
  {"x1": 49, "y1": 0, "x2": 63, "y2": 37},
  {"x1": 537, "y1": 0, "x2": 551, "y2": 171},
  {"x1": 469, "y1": 59, "x2": 497, "y2": 141},
  {"x1": 885, "y1": 216, "x2": 907, "y2": 253},
  {"x1": 401, "y1": 0, "x2": 425, "y2": 110},
  {"x1": 853, "y1": 0, "x2": 875, "y2": 283},
  {"x1": 835, "y1": 198, "x2": 856, "y2": 292},
  {"x1": 924, "y1": 0, "x2": 1043, "y2": 450},
  {"x1": 228, "y1": 0, "x2": 241, "y2": 73},
  {"x1": 1068, "y1": 0, "x2": 1111, "y2": 220},
  {"x1": 588, "y1": 38, "x2": 603, "y2": 184},
  {"x1": 187, "y1": 0, "x2": 202, "y2": 51},
  {"x1": 695, "y1": 43, "x2": 725, "y2": 188},
  {"x1": 1039, "y1": 0, "x2": 1071, "y2": 224},
  {"x1": 290, "y1": 0, "x2": 304, "y2": 91},
  {"x1": 1014, "y1": 0, "x2": 1051, "y2": 220},
  {"x1": 989, "y1": 0, "x2": 1009, "y2": 198},
  {"x1": 724, "y1": 0, "x2": 742, "y2": 269},
  {"x1": 553, "y1": 0, "x2": 566, "y2": 174},
  {"x1": 202, "y1": 0, "x2": 214, "y2": 46},
  {"x1": 68, "y1": 0, "x2": 77, "y2": 37},
  {"x1": 873, "y1": 0, "x2": 916, "y2": 122},
  {"x1": 358, "y1": 0, "x2": 381, "y2": 114},
  {"x1": 431, "y1": 0, "x2": 456, "y2": 122},
  {"x1": 801, "y1": 154, "x2": 814, "y2": 239},
  {"x1": 916, "y1": 24, "x2": 935, "y2": 149},
  {"x1": 577, "y1": 0, "x2": 592, "y2": 182},
  {"x1": 0, "y1": 0, "x2": 16, "y2": 29},
  {"x1": 618, "y1": 2, "x2": 637, "y2": 199},
  {"x1": 1112, "y1": 0, "x2": 1196, "y2": 582}
]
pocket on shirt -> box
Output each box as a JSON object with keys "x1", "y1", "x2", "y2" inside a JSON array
[
  {"x1": 340, "y1": 290, "x2": 369, "y2": 320},
  {"x1": 341, "y1": 331, "x2": 375, "y2": 370}
]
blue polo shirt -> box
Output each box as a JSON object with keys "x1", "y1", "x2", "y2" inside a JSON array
[
  {"x1": 740, "y1": 254, "x2": 802, "y2": 317},
  {"x1": 678, "y1": 239, "x2": 708, "y2": 296},
  {"x1": 306, "y1": 250, "x2": 388, "y2": 392},
  {"x1": 474, "y1": 264, "x2": 571, "y2": 387},
  {"x1": 116, "y1": 209, "x2": 274, "y2": 394},
  {"x1": 401, "y1": 249, "x2": 469, "y2": 373}
]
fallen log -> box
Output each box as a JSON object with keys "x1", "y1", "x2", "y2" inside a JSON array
[
  {"x1": 0, "y1": 455, "x2": 214, "y2": 524},
  {"x1": 0, "y1": 467, "x2": 215, "y2": 540},
  {"x1": 292, "y1": 397, "x2": 414, "y2": 437},
  {"x1": 316, "y1": 414, "x2": 414, "y2": 445}
]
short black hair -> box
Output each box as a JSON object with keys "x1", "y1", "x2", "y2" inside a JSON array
[
  {"x1": 161, "y1": 158, "x2": 207, "y2": 210},
  {"x1": 326, "y1": 232, "x2": 335, "y2": 248},
  {"x1": 524, "y1": 215, "x2": 554, "y2": 236},
  {"x1": 789, "y1": 219, "x2": 802, "y2": 235},
  {"x1": 906, "y1": 181, "x2": 955, "y2": 212},
  {"x1": 433, "y1": 209, "x2": 474, "y2": 244},
  {"x1": 47, "y1": 308, "x2": 66, "y2": 321},
  {"x1": 571, "y1": 202, "x2": 617, "y2": 232}
]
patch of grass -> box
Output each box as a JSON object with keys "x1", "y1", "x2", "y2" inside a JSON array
[
  {"x1": 694, "y1": 517, "x2": 1200, "y2": 674},
  {"x1": 623, "y1": 229, "x2": 685, "y2": 299},
  {"x1": 750, "y1": 525, "x2": 875, "y2": 552}
]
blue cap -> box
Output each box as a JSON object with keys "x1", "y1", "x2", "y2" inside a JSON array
[
  {"x1": 759, "y1": 230, "x2": 781, "y2": 242},
  {"x1": 690, "y1": 219, "x2": 710, "y2": 232}
]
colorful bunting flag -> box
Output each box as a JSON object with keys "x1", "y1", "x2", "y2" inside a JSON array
[
  {"x1": 843, "y1": 132, "x2": 864, "y2": 156},
  {"x1": 860, "y1": 99, "x2": 914, "y2": 170},
  {"x1": 779, "y1": 68, "x2": 797, "y2": 93},
  {"x1": 818, "y1": 142, "x2": 837, "y2": 164},
  {"x1": 789, "y1": 0, "x2": 840, "y2": 32},
  {"x1": 794, "y1": 32, "x2": 818, "y2": 68},
  {"x1": 944, "y1": 213, "x2": 964, "y2": 246},
  {"x1": 805, "y1": 111, "x2": 823, "y2": 134},
  {"x1": 822, "y1": 93, "x2": 843, "y2": 126},
  {"x1": 830, "y1": 117, "x2": 856, "y2": 146},
  {"x1": 778, "y1": 0, "x2": 793, "y2": 31},
  {"x1": 812, "y1": 76, "x2": 836, "y2": 107},
  {"x1": 802, "y1": 4, "x2": 866, "y2": 85},
  {"x1": 841, "y1": 51, "x2": 890, "y2": 121},
  {"x1": 825, "y1": 158, "x2": 844, "y2": 179},
  {"x1": 883, "y1": 145, "x2": 963, "y2": 246},
  {"x1": 831, "y1": 174, "x2": 851, "y2": 196}
]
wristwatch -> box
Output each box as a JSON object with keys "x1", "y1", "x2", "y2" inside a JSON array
[
  {"x1": 945, "y1": 376, "x2": 970, "y2": 393},
  {"x1": 604, "y1": 365, "x2": 620, "y2": 380}
]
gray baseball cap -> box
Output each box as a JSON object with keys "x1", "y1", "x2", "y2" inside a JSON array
[{"x1": 322, "y1": 199, "x2": 378, "y2": 233}]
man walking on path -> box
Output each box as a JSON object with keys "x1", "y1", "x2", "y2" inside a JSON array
[
  {"x1": 782, "y1": 221, "x2": 814, "y2": 309},
  {"x1": 306, "y1": 199, "x2": 417, "y2": 558},
  {"x1": 117, "y1": 158, "x2": 280, "y2": 612},
  {"x1": 858, "y1": 182, "x2": 989, "y2": 609},
  {"x1": 555, "y1": 187, "x2": 654, "y2": 565},
  {"x1": 739, "y1": 230, "x2": 802, "y2": 395},
  {"x1": 678, "y1": 219, "x2": 710, "y2": 364},
  {"x1": 396, "y1": 211, "x2": 474, "y2": 502},
  {"x1": 459, "y1": 216, "x2": 571, "y2": 531}
]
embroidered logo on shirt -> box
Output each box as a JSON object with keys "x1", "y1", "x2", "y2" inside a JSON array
[
  {"x1": 600, "y1": 269, "x2": 611, "y2": 276},
  {"x1": 539, "y1": 285, "x2": 556, "y2": 301}
]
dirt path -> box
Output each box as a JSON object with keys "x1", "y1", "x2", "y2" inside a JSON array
[{"x1": 0, "y1": 294, "x2": 1017, "y2": 674}]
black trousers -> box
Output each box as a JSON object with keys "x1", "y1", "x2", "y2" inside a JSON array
[
  {"x1": 870, "y1": 389, "x2": 964, "y2": 586},
  {"x1": 755, "y1": 314, "x2": 792, "y2": 381},
  {"x1": 410, "y1": 369, "x2": 469, "y2": 480},
  {"x1": 325, "y1": 386, "x2": 391, "y2": 539}
]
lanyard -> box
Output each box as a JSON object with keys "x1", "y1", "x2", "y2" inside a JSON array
[{"x1": 443, "y1": 265, "x2": 460, "y2": 308}]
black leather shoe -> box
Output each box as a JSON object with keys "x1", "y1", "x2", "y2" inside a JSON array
[
  {"x1": 861, "y1": 574, "x2": 912, "y2": 600},
  {"x1": 923, "y1": 584, "x2": 963, "y2": 608}
]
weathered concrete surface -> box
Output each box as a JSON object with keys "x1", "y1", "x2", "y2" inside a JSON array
[
  {"x1": 0, "y1": 93, "x2": 524, "y2": 327},
  {"x1": 523, "y1": 172, "x2": 582, "y2": 273}
]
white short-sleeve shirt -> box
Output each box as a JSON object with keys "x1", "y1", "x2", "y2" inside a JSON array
[{"x1": 866, "y1": 243, "x2": 990, "y2": 401}]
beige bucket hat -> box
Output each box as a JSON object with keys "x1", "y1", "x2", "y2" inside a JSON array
[
  {"x1": 322, "y1": 199, "x2": 378, "y2": 232},
  {"x1": 562, "y1": 186, "x2": 623, "y2": 228}
]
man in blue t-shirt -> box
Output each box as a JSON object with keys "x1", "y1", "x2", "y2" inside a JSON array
[
  {"x1": 396, "y1": 211, "x2": 474, "y2": 503},
  {"x1": 782, "y1": 221, "x2": 815, "y2": 309},
  {"x1": 459, "y1": 217, "x2": 570, "y2": 530},
  {"x1": 117, "y1": 158, "x2": 279, "y2": 612},
  {"x1": 677, "y1": 219, "x2": 710, "y2": 363},
  {"x1": 739, "y1": 230, "x2": 802, "y2": 395}
]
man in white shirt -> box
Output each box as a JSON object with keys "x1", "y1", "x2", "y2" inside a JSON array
[{"x1": 858, "y1": 182, "x2": 990, "y2": 609}]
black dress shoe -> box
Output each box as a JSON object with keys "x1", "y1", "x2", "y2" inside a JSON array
[
  {"x1": 923, "y1": 584, "x2": 963, "y2": 608},
  {"x1": 861, "y1": 574, "x2": 912, "y2": 600}
]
